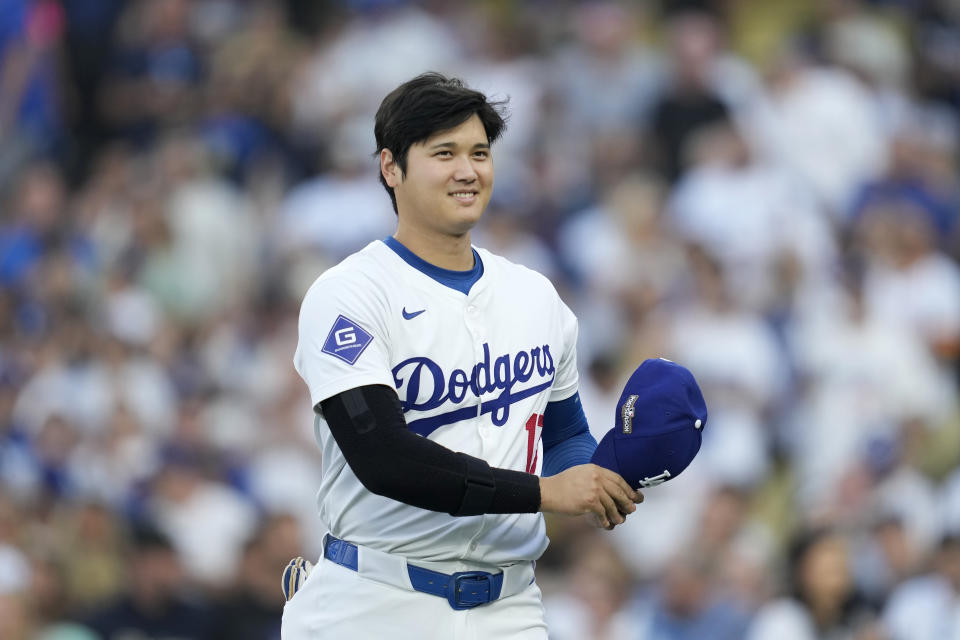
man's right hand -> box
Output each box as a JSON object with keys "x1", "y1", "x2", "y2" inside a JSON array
[{"x1": 538, "y1": 464, "x2": 643, "y2": 530}]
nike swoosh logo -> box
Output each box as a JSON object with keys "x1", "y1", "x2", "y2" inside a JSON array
[{"x1": 402, "y1": 307, "x2": 426, "y2": 320}]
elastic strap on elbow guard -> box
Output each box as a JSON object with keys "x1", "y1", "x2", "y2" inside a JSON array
[
  {"x1": 339, "y1": 386, "x2": 380, "y2": 434},
  {"x1": 451, "y1": 453, "x2": 496, "y2": 517}
]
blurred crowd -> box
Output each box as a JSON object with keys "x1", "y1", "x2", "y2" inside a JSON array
[{"x1": 0, "y1": 0, "x2": 958, "y2": 638}]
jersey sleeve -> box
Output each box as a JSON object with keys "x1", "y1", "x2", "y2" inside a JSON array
[
  {"x1": 294, "y1": 275, "x2": 396, "y2": 409},
  {"x1": 549, "y1": 297, "x2": 580, "y2": 402}
]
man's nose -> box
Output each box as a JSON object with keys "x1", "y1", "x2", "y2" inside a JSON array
[{"x1": 452, "y1": 155, "x2": 478, "y2": 181}]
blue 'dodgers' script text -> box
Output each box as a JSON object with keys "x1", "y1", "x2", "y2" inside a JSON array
[{"x1": 392, "y1": 343, "x2": 555, "y2": 436}]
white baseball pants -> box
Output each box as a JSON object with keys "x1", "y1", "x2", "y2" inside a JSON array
[{"x1": 281, "y1": 556, "x2": 548, "y2": 640}]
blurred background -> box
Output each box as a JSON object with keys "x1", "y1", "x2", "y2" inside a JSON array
[{"x1": 0, "y1": 0, "x2": 958, "y2": 638}]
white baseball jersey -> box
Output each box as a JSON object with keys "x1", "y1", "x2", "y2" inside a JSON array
[{"x1": 294, "y1": 239, "x2": 579, "y2": 567}]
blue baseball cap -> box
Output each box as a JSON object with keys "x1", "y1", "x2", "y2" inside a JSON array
[{"x1": 591, "y1": 358, "x2": 707, "y2": 489}]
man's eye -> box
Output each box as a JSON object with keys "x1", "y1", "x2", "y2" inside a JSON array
[
  {"x1": 435, "y1": 151, "x2": 452, "y2": 158},
  {"x1": 473, "y1": 151, "x2": 489, "y2": 160}
]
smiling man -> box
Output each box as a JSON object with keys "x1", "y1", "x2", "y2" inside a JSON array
[{"x1": 281, "y1": 73, "x2": 642, "y2": 639}]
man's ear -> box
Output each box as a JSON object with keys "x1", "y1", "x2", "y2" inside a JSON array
[{"x1": 380, "y1": 149, "x2": 402, "y2": 188}]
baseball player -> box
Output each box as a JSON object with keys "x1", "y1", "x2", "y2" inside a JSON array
[{"x1": 280, "y1": 73, "x2": 643, "y2": 640}]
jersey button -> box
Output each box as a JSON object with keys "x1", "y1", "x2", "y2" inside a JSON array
[
  {"x1": 467, "y1": 305, "x2": 477, "y2": 314},
  {"x1": 470, "y1": 542, "x2": 478, "y2": 551}
]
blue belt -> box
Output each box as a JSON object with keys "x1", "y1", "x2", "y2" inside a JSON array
[{"x1": 323, "y1": 534, "x2": 504, "y2": 611}]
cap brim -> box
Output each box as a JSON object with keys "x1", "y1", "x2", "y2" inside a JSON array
[{"x1": 593, "y1": 426, "x2": 702, "y2": 489}]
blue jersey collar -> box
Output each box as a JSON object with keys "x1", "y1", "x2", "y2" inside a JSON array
[{"x1": 382, "y1": 236, "x2": 484, "y2": 295}]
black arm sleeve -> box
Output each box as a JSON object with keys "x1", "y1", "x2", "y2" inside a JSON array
[{"x1": 319, "y1": 384, "x2": 541, "y2": 516}]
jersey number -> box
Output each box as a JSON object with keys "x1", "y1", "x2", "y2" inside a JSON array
[{"x1": 524, "y1": 413, "x2": 543, "y2": 474}]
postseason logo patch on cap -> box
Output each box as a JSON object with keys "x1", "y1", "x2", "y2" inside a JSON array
[
  {"x1": 322, "y1": 315, "x2": 373, "y2": 365},
  {"x1": 621, "y1": 394, "x2": 639, "y2": 434}
]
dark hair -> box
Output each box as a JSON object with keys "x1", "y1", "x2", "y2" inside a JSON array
[{"x1": 374, "y1": 72, "x2": 508, "y2": 214}]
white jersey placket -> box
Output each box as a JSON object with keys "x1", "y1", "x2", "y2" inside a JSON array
[{"x1": 463, "y1": 276, "x2": 490, "y2": 556}]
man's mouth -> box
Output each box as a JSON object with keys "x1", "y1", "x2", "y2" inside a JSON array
[{"x1": 450, "y1": 191, "x2": 478, "y2": 203}]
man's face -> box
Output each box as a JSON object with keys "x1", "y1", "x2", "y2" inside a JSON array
[{"x1": 386, "y1": 114, "x2": 494, "y2": 238}]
